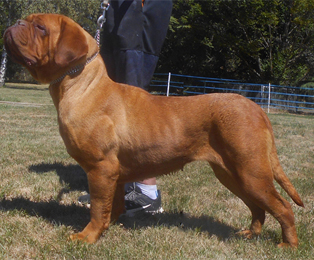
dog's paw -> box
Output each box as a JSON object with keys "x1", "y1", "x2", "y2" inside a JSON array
[
  {"x1": 70, "y1": 232, "x2": 97, "y2": 244},
  {"x1": 277, "y1": 242, "x2": 297, "y2": 249},
  {"x1": 235, "y1": 230, "x2": 253, "y2": 239}
]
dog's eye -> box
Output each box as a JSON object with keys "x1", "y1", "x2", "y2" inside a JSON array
[{"x1": 35, "y1": 24, "x2": 47, "y2": 35}]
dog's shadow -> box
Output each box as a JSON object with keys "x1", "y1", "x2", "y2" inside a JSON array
[
  {"x1": 0, "y1": 197, "x2": 90, "y2": 231},
  {"x1": 0, "y1": 162, "x2": 239, "y2": 240},
  {"x1": 29, "y1": 162, "x2": 89, "y2": 193},
  {"x1": 119, "y1": 211, "x2": 238, "y2": 241},
  {"x1": 0, "y1": 196, "x2": 237, "y2": 241}
]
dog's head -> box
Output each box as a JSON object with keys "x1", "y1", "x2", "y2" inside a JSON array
[{"x1": 4, "y1": 14, "x2": 92, "y2": 83}]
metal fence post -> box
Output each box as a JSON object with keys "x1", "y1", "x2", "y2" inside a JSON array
[
  {"x1": 167, "y1": 72, "x2": 171, "y2": 97},
  {"x1": 268, "y1": 83, "x2": 271, "y2": 113},
  {"x1": 0, "y1": 48, "x2": 8, "y2": 87}
]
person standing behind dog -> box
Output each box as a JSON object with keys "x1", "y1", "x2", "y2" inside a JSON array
[{"x1": 79, "y1": 0, "x2": 173, "y2": 214}]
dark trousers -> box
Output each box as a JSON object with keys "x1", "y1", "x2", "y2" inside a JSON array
[{"x1": 101, "y1": 0, "x2": 172, "y2": 89}]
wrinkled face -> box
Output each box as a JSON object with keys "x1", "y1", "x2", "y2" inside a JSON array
[{"x1": 4, "y1": 14, "x2": 88, "y2": 83}]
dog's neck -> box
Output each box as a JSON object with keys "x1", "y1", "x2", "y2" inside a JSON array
[
  {"x1": 50, "y1": 51, "x2": 99, "y2": 86},
  {"x1": 49, "y1": 54, "x2": 111, "y2": 111}
]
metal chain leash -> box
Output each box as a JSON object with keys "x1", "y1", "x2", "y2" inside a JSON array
[
  {"x1": 51, "y1": 0, "x2": 110, "y2": 85},
  {"x1": 95, "y1": 0, "x2": 110, "y2": 46},
  {"x1": 0, "y1": 47, "x2": 8, "y2": 87}
]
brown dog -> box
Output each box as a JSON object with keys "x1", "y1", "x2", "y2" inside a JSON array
[{"x1": 4, "y1": 14, "x2": 304, "y2": 247}]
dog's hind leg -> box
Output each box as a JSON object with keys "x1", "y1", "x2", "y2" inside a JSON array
[
  {"x1": 232, "y1": 163, "x2": 298, "y2": 248},
  {"x1": 236, "y1": 204, "x2": 265, "y2": 239},
  {"x1": 245, "y1": 183, "x2": 298, "y2": 248},
  {"x1": 210, "y1": 164, "x2": 266, "y2": 239}
]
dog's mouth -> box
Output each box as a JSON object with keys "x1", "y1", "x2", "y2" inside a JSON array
[{"x1": 4, "y1": 27, "x2": 37, "y2": 67}]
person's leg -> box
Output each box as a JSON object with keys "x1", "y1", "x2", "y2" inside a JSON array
[
  {"x1": 101, "y1": 0, "x2": 143, "y2": 83},
  {"x1": 87, "y1": 0, "x2": 172, "y2": 214},
  {"x1": 142, "y1": 0, "x2": 173, "y2": 56},
  {"x1": 109, "y1": 1, "x2": 160, "y2": 206},
  {"x1": 124, "y1": 182, "x2": 163, "y2": 216},
  {"x1": 128, "y1": 1, "x2": 172, "y2": 202},
  {"x1": 80, "y1": 0, "x2": 146, "y2": 209},
  {"x1": 113, "y1": 50, "x2": 160, "y2": 207},
  {"x1": 82, "y1": 0, "x2": 161, "y2": 213},
  {"x1": 134, "y1": 178, "x2": 157, "y2": 199},
  {"x1": 114, "y1": 49, "x2": 144, "y2": 88}
]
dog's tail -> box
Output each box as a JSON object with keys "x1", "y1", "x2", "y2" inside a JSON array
[
  {"x1": 262, "y1": 112, "x2": 304, "y2": 207},
  {"x1": 270, "y1": 147, "x2": 304, "y2": 207}
]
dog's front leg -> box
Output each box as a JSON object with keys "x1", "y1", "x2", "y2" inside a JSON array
[
  {"x1": 70, "y1": 159, "x2": 120, "y2": 243},
  {"x1": 110, "y1": 183, "x2": 125, "y2": 222}
]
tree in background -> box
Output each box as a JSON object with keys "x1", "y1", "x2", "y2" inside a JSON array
[
  {"x1": 1, "y1": 0, "x2": 314, "y2": 86},
  {"x1": 158, "y1": 0, "x2": 314, "y2": 86}
]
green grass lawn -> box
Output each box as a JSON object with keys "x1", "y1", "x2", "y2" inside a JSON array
[{"x1": 0, "y1": 83, "x2": 313, "y2": 259}]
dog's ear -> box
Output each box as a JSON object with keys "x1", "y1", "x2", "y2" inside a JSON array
[{"x1": 54, "y1": 18, "x2": 88, "y2": 67}]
